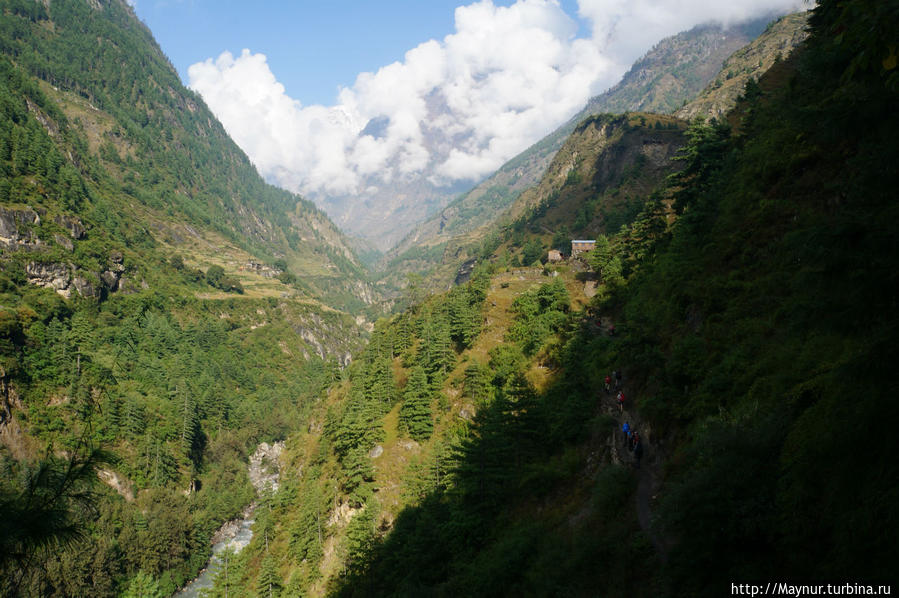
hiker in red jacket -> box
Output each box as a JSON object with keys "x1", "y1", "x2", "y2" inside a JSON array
[
  {"x1": 604, "y1": 374, "x2": 612, "y2": 394},
  {"x1": 617, "y1": 390, "x2": 625, "y2": 413}
]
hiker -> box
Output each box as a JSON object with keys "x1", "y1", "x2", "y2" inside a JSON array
[
  {"x1": 608, "y1": 323, "x2": 615, "y2": 336},
  {"x1": 622, "y1": 421, "x2": 630, "y2": 446},
  {"x1": 634, "y1": 437, "x2": 643, "y2": 467},
  {"x1": 614, "y1": 369, "x2": 622, "y2": 389},
  {"x1": 604, "y1": 374, "x2": 612, "y2": 394},
  {"x1": 617, "y1": 390, "x2": 625, "y2": 413}
]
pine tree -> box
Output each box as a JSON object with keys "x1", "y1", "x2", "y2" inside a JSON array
[
  {"x1": 364, "y1": 356, "x2": 395, "y2": 407},
  {"x1": 121, "y1": 570, "x2": 163, "y2": 598},
  {"x1": 392, "y1": 312, "x2": 414, "y2": 357},
  {"x1": 257, "y1": 551, "x2": 281, "y2": 598},
  {"x1": 342, "y1": 447, "x2": 374, "y2": 506},
  {"x1": 399, "y1": 366, "x2": 433, "y2": 442},
  {"x1": 463, "y1": 361, "x2": 492, "y2": 405},
  {"x1": 343, "y1": 499, "x2": 379, "y2": 576}
]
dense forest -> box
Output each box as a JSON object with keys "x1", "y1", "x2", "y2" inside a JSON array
[{"x1": 2, "y1": 0, "x2": 898, "y2": 596}]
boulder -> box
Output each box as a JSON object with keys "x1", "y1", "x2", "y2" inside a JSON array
[{"x1": 101, "y1": 270, "x2": 120, "y2": 291}]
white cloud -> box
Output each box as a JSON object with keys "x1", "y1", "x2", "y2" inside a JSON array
[
  {"x1": 188, "y1": 0, "x2": 804, "y2": 198},
  {"x1": 577, "y1": 0, "x2": 806, "y2": 67}
]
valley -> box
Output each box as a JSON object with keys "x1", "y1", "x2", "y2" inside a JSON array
[{"x1": 1, "y1": 1, "x2": 897, "y2": 597}]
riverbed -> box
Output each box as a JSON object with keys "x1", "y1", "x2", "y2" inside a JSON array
[{"x1": 173, "y1": 441, "x2": 283, "y2": 597}]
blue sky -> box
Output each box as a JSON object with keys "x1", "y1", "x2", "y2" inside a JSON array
[{"x1": 134, "y1": 0, "x2": 583, "y2": 107}]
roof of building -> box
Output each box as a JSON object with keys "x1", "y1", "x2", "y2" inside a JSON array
[{"x1": 572, "y1": 239, "x2": 596, "y2": 243}]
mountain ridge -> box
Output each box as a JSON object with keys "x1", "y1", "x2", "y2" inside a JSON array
[
  {"x1": 0, "y1": 0, "x2": 375, "y2": 312},
  {"x1": 381, "y1": 12, "x2": 808, "y2": 292}
]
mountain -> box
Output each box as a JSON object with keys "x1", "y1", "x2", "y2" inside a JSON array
[
  {"x1": 203, "y1": 1, "x2": 897, "y2": 594},
  {"x1": 315, "y1": 16, "x2": 788, "y2": 253},
  {"x1": 676, "y1": 12, "x2": 809, "y2": 121},
  {"x1": 0, "y1": 1, "x2": 372, "y2": 594},
  {"x1": 384, "y1": 12, "x2": 809, "y2": 291},
  {"x1": 0, "y1": 0, "x2": 374, "y2": 313}
]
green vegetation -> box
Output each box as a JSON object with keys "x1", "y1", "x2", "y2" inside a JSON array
[
  {"x1": 3, "y1": 0, "x2": 896, "y2": 596},
  {"x1": 0, "y1": 1, "x2": 370, "y2": 595},
  {"x1": 0, "y1": 279, "x2": 360, "y2": 595},
  {"x1": 325, "y1": 2, "x2": 898, "y2": 594}
]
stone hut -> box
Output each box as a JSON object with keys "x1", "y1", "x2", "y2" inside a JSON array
[{"x1": 571, "y1": 239, "x2": 596, "y2": 257}]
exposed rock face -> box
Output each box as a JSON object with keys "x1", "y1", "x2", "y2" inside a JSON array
[
  {"x1": 100, "y1": 270, "x2": 119, "y2": 291},
  {"x1": 26, "y1": 262, "x2": 74, "y2": 296},
  {"x1": 247, "y1": 441, "x2": 284, "y2": 494},
  {"x1": 97, "y1": 468, "x2": 135, "y2": 502},
  {"x1": 54, "y1": 233, "x2": 74, "y2": 252},
  {"x1": 71, "y1": 275, "x2": 96, "y2": 298},
  {"x1": 102, "y1": 250, "x2": 126, "y2": 292},
  {"x1": 454, "y1": 258, "x2": 478, "y2": 285},
  {"x1": 242, "y1": 261, "x2": 278, "y2": 278},
  {"x1": 0, "y1": 378, "x2": 33, "y2": 461},
  {"x1": 0, "y1": 206, "x2": 41, "y2": 250},
  {"x1": 24, "y1": 250, "x2": 125, "y2": 298},
  {"x1": 53, "y1": 214, "x2": 86, "y2": 240},
  {"x1": 25, "y1": 261, "x2": 101, "y2": 299},
  {"x1": 327, "y1": 500, "x2": 362, "y2": 527}
]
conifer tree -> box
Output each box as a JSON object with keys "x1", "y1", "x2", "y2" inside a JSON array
[
  {"x1": 399, "y1": 366, "x2": 433, "y2": 442},
  {"x1": 257, "y1": 551, "x2": 282, "y2": 598},
  {"x1": 121, "y1": 570, "x2": 163, "y2": 598},
  {"x1": 343, "y1": 499, "x2": 379, "y2": 576},
  {"x1": 463, "y1": 361, "x2": 492, "y2": 405}
]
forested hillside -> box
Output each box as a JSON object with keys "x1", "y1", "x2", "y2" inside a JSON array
[
  {"x1": 0, "y1": 0, "x2": 373, "y2": 311},
  {"x1": 0, "y1": 1, "x2": 372, "y2": 595},
  {"x1": 2, "y1": 0, "x2": 896, "y2": 596},
  {"x1": 203, "y1": 0, "x2": 898, "y2": 594}
]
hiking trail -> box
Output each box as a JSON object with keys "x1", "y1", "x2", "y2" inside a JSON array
[{"x1": 600, "y1": 371, "x2": 671, "y2": 562}]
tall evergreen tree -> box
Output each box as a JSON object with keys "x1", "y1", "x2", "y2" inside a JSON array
[{"x1": 399, "y1": 366, "x2": 433, "y2": 442}]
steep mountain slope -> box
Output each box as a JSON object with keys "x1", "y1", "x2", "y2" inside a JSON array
[
  {"x1": 0, "y1": 2, "x2": 371, "y2": 595},
  {"x1": 378, "y1": 112, "x2": 686, "y2": 299},
  {"x1": 385, "y1": 12, "x2": 810, "y2": 292},
  {"x1": 677, "y1": 12, "x2": 809, "y2": 121},
  {"x1": 385, "y1": 18, "x2": 779, "y2": 267},
  {"x1": 226, "y1": 1, "x2": 895, "y2": 595},
  {"x1": 0, "y1": 0, "x2": 374, "y2": 312}
]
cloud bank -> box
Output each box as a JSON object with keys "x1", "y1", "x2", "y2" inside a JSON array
[{"x1": 188, "y1": 0, "x2": 804, "y2": 197}]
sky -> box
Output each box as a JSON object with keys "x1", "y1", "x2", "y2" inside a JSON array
[{"x1": 131, "y1": 0, "x2": 805, "y2": 198}]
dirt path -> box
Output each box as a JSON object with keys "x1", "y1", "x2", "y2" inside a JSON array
[{"x1": 600, "y1": 378, "x2": 670, "y2": 562}]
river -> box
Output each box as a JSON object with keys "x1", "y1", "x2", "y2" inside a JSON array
[{"x1": 173, "y1": 441, "x2": 284, "y2": 598}]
